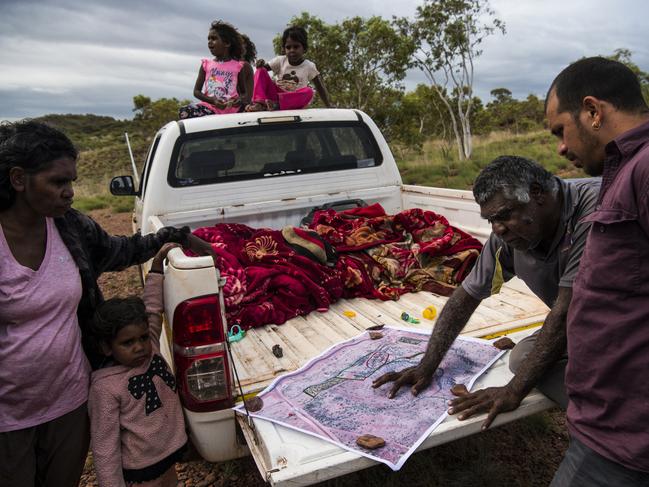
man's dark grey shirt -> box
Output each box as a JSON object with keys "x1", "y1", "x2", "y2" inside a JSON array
[{"x1": 461, "y1": 177, "x2": 600, "y2": 308}]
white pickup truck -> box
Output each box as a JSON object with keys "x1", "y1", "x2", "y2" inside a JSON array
[{"x1": 111, "y1": 108, "x2": 554, "y2": 486}]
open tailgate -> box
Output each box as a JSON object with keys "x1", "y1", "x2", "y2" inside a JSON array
[{"x1": 235, "y1": 328, "x2": 555, "y2": 486}]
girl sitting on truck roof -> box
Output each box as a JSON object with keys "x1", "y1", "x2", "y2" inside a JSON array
[
  {"x1": 246, "y1": 25, "x2": 331, "y2": 111},
  {"x1": 178, "y1": 20, "x2": 254, "y2": 118},
  {"x1": 88, "y1": 243, "x2": 187, "y2": 487}
]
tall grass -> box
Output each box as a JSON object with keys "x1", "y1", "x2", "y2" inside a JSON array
[
  {"x1": 73, "y1": 194, "x2": 134, "y2": 214},
  {"x1": 73, "y1": 175, "x2": 135, "y2": 214},
  {"x1": 397, "y1": 130, "x2": 585, "y2": 189}
]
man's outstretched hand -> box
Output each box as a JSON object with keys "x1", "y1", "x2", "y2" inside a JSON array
[
  {"x1": 372, "y1": 365, "x2": 434, "y2": 399},
  {"x1": 447, "y1": 385, "x2": 524, "y2": 430}
]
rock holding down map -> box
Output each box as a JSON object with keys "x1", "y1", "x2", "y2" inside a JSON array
[{"x1": 234, "y1": 326, "x2": 504, "y2": 470}]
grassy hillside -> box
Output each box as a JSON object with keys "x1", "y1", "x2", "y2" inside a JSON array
[
  {"x1": 35, "y1": 114, "x2": 152, "y2": 212},
  {"x1": 36, "y1": 113, "x2": 152, "y2": 182},
  {"x1": 37, "y1": 114, "x2": 129, "y2": 150},
  {"x1": 398, "y1": 130, "x2": 585, "y2": 189},
  {"x1": 34, "y1": 114, "x2": 583, "y2": 212}
]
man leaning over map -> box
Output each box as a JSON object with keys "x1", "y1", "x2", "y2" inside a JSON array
[{"x1": 373, "y1": 155, "x2": 599, "y2": 429}]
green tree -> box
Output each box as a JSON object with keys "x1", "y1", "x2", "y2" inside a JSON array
[
  {"x1": 475, "y1": 90, "x2": 544, "y2": 134},
  {"x1": 518, "y1": 94, "x2": 545, "y2": 131},
  {"x1": 132, "y1": 95, "x2": 189, "y2": 132},
  {"x1": 490, "y1": 87, "x2": 513, "y2": 104},
  {"x1": 484, "y1": 87, "x2": 516, "y2": 132},
  {"x1": 406, "y1": 84, "x2": 456, "y2": 140},
  {"x1": 275, "y1": 13, "x2": 415, "y2": 113},
  {"x1": 368, "y1": 83, "x2": 462, "y2": 152},
  {"x1": 398, "y1": 0, "x2": 505, "y2": 160}
]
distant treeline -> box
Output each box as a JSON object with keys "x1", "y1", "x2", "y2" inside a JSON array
[{"x1": 37, "y1": 86, "x2": 544, "y2": 155}]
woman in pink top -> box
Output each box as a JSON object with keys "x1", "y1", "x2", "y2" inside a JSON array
[
  {"x1": 0, "y1": 121, "x2": 191, "y2": 487},
  {"x1": 178, "y1": 20, "x2": 254, "y2": 118},
  {"x1": 88, "y1": 244, "x2": 187, "y2": 487}
]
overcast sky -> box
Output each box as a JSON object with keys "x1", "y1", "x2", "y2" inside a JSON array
[{"x1": 1, "y1": 0, "x2": 648, "y2": 120}]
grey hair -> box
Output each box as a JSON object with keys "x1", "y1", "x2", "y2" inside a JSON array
[{"x1": 473, "y1": 155, "x2": 559, "y2": 205}]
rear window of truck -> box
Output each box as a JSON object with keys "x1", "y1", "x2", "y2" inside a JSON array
[{"x1": 168, "y1": 121, "x2": 383, "y2": 187}]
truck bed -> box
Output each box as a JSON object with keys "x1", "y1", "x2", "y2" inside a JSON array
[
  {"x1": 136, "y1": 111, "x2": 559, "y2": 482},
  {"x1": 234, "y1": 281, "x2": 552, "y2": 486},
  {"x1": 230, "y1": 278, "x2": 549, "y2": 397}
]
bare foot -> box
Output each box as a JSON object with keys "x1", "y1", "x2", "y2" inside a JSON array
[
  {"x1": 245, "y1": 102, "x2": 264, "y2": 112},
  {"x1": 264, "y1": 100, "x2": 280, "y2": 111}
]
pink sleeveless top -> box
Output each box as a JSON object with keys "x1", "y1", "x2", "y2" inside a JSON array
[
  {"x1": 199, "y1": 58, "x2": 243, "y2": 114},
  {"x1": 0, "y1": 218, "x2": 90, "y2": 432}
]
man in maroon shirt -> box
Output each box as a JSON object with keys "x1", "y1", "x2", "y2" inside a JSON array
[{"x1": 546, "y1": 57, "x2": 649, "y2": 486}]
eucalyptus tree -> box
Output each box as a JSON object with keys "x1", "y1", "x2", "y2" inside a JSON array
[{"x1": 397, "y1": 0, "x2": 505, "y2": 160}]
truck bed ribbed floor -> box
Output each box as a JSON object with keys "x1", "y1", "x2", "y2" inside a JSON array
[{"x1": 230, "y1": 279, "x2": 549, "y2": 396}]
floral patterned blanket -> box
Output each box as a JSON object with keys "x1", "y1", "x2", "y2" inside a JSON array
[{"x1": 191, "y1": 204, "x2": 482, "y2": 329}]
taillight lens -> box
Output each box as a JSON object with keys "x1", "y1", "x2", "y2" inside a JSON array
[
  {"x1": 173, "y1": 295, "x2": 225, "y2": 346},
  {"x1": 173, "y1": 295, "x2": 233, "y2": 412}
]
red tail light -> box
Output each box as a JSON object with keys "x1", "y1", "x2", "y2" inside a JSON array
[{"x1": 173, "y1": 294, "x2": 234, "y2": 412}]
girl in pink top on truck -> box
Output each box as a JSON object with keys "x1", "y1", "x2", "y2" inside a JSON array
[
  {"x1": 246, "y1": 25, "x2": 331, "y2": 111},
  {"x1": 88, "y1": 243, "x2": 187, "y2": 487},
  {"x1": 178, "y1": 20, "x2": 253, "y2": 118}
]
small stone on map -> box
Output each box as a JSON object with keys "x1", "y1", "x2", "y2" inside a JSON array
[
  {"x1": 369, "y1": 331, "x2": 384, "y2": 340},
  {"x1": 244, "y1": 397, "x2": 264, "y2": 412},
  {"x1": 367, "y1": 324, "x2": 385, "y2": 331},
  {"x1": 493, "y1": 337, "x2": 516, "y2": 350},
  {"x1": 356, "y1": 434, "x2": 386, "y2": 450},
  {"x1": 272, "y1": 344, "x2": 283, "y2": 358},
  {"x1": 450, "y1": 384, "x2": 469, "y2": 396}
]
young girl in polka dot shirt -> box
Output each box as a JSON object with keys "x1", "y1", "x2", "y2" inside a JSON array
[{"x1": 88, "y1": 243, "x2": 187, "y2": 487}]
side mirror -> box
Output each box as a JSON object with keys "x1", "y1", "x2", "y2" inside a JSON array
[{"x1": 110, "y1": 175, "x2": 137, "y2": 196}]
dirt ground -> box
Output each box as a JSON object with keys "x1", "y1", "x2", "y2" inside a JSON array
[{"x1": 81, "y1": 209, "x2": 568, "y2": 487}]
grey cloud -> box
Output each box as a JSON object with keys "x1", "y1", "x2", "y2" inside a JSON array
[{"x1": 1, "y1": 0, "x2": 648, "y2": 119}]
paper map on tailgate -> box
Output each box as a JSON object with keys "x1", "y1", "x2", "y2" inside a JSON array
[{"x1": 234, "y1": 327, "x2": 504, "y2": 470}]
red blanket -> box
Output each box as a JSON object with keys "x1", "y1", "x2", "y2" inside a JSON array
[
  {"x1": 192, "y1": 224, "x2": 343, "y2": 329},
  {"x1": 192, "y1": 205, "x2": 482, "y2": 329},
  {"x1": 311, "y1": 204, "x2": 482, "y2": 300}
]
